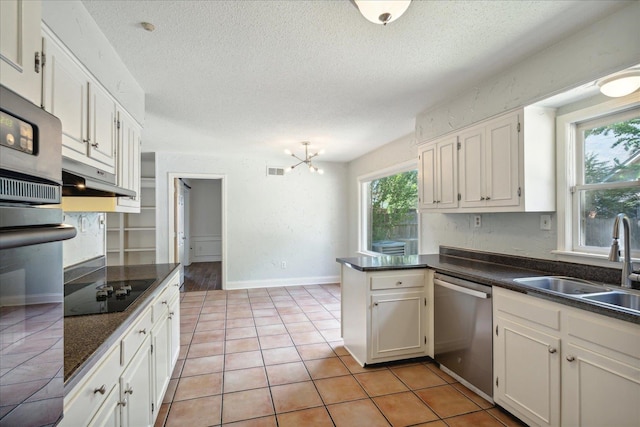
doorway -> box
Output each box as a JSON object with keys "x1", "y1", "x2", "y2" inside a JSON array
[{"x1": 168, "y1": 173, "x2": 226, "y2": 289}]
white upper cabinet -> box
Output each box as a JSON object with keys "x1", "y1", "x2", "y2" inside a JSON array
[
  {"x1": 0, "y1": 0, "x2": 42, "y2": 105},
  {"x1": 115, "y1": 109, "x2": 142, "y2": 212},
  {"x1": 418, "y1": 136, "x2": 458, "y2": 210},
  {"x1": 418, "y1": 106, "x2": 555, "y2": 213},
  {"x1": 42, "y1": 26, "x2": 116, "y2": 174}
]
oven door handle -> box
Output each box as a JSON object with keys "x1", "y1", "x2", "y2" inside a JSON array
[
  {"x1": 434, "y1": 278, "x2": 490, "y2": 299},
  {"x1": 0, "y1": 224, "x2": 77, "y2": 249}
]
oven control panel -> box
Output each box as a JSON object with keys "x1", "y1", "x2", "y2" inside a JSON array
[{"x1": 0, "y1": 110, "x2": 35, "y2": 154}]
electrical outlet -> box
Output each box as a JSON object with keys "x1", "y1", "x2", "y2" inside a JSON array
[
  {"x1": 540, "y1": 214, "x2": 551, "y2": 230},
  {"x1": 474, "y1": 215, "x2": 482, "y2": 228},
  {"x1": 281, "y1": 261, "x2": 287, "y2": 269}
]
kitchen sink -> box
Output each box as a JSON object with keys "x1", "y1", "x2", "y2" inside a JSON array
[
  {"x1": 580, "y1": 292, "x2": 640, "y2": 312},
  {"x1": 513, "y1": 276, "x2": 609, "y2": 295}
]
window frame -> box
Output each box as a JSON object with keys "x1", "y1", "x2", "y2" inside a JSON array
[
  {"x1": 358, "y1": 160, "x2": 419, "y2": 256},
  {"x1": 555, "y1": 93, "x2": 640, "y2": 265}
]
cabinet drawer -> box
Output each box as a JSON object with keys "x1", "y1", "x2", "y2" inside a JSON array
[
  {"x1": 61, "y1": 346, "x2": 120, "y2": 427},
  {"x1": 121, "y1": 307, "x2": 152, "y2": 367},
  {"x1": 370, "y1": 271, "x2": 425, "y2": 290},
  {"x1": 494, "y1": 287, "x2": 561, "y2": 331}
]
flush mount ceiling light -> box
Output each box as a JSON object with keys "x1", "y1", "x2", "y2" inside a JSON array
[
  {"x1": 597, "y1": 69, "x2": 640, "y2": 97},
  {"x1": 354, "y1": 0, "x2": 411, "y2": 25},
  {"x1": 284, "y1": 142, "x2": 324, "y2": 174}
]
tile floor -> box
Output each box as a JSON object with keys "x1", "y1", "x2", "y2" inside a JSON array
[{"x1": 155, "y1": 284, "x2": 525, "y2": 427}]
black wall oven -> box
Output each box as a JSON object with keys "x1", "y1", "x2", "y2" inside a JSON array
[{"x1": 0, "y1": 85, "x2": 76, "y2": 426}]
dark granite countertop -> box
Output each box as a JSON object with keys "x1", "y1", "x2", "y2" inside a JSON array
[
  {"x1": 63, "y1": 263, "x2": 180, "y2": 393},
  {"x1": 337, "y1": 248, "x2": 640, "y2": 325}
]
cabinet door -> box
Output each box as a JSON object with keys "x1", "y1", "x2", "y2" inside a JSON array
[
  {"x1": 370, "y1": 290, "x2": 426, "y2": 359},
  {"x1": 436, "y1": 137, "x2": 458, "y2": 209},
  {"x1": 169, "y1": 293, "x2": 181, "y2": 367},
  {"x1": 116, "y1": 110, "x2": 142, "y2": 211},
  {"x1": 562, "y1": 343, "x2": 640, "y2": 427},
  {"x1": 88, "y1": 81, "x2": 116, "y2": 171},
  {"x1": 151, "y1": 303, "x2": 171, "y2": 416},
  {"x1": 485, "y1": 113, "x2": 519, "y2": 207},
  {"x1": 418, "y1": 144, "x2": 437, "y2": 210},
  {"x1": 120, "y1": 337, "x2": 153, "y2": 427},
  {"x1": 42, "y1": 32, "x2": 89, "y2": 158},
  {"x1": 0, "y1": 0, "x2": 41, "y2": 105},
  {"x1": 494, "y1": 316, "x2": 561, "y2": 427},
  {"x1": 87, "y1": 384, "x2": 121, "y2": 427},
  {"x1": 458, "y1": 126, "x2": 485, "y2": 208}
]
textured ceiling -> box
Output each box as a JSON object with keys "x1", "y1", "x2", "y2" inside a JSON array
[{"x1": 81, "y1": 0, "x2": 628, "y2": 162}]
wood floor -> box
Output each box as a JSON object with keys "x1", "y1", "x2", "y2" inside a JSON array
[{"x1": 183, "y1": 262, "x2": 222, "y2": 292}]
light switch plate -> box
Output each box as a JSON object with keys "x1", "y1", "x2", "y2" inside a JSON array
[{"x1": 540, "y1": 214, "x2": 551, "y2": 230}]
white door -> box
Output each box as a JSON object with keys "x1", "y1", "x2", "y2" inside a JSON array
[
  {"x1": 174, "y1": 179, "x2": 185, "y2": 284},
  {"x1": 183, "y1": 184, "x2": 191, "y2": 266}
]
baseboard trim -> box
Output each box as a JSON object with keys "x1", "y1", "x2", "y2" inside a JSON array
[{"x1": 225, "y1": 275, "x2": 340, "y2": 290}]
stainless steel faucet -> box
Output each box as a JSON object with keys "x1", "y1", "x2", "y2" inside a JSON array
[{"x1": 608, "y1": 213, "x2": 638, "y2": 288}]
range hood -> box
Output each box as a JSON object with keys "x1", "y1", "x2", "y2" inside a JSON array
[{"x1": 62, "y1": 158, "x2": 135, "y2": 198}]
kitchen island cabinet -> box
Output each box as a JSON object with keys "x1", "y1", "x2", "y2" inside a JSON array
[{"x1": 339, "y1": 262, "x2": 433, "y2": 366}]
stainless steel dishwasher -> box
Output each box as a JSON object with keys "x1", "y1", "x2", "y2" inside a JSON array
[{"x1": 434, "y1": 273, "x2": 493, "y2": 401}]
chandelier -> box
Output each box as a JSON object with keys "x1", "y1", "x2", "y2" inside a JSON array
[
  {"x1": 354, "y1": 0, "x2": 412, "y2": 25},
  {"x1": 284, "y1": 142, "x2": 324, "y2": 175}
]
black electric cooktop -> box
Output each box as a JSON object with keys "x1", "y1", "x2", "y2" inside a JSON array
[{"x1": 64, "y1": 279, "x2": 156, "y2": 317}]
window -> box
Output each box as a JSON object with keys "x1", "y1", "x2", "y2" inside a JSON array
[
  {"x1": 359, "y1": 165, "x2": 418, "y2": 256},
  {"x1": 564, "y1": 104, "x2": 640, "y2": 259}
]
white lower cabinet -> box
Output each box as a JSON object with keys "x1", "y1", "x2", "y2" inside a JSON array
[
  {"x1": 341, "y1": 267, "x2": 431, "y2": 366},
  {"x1": 61, "y1": 269, "x2": 180, "y2": 427},
  {"x1": 493, "y1": 287, "x2": 640, "y2": 427}
]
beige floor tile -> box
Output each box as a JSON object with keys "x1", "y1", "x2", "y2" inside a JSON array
[
  {"x1": 373, "y1": 391, "x2": 439, "y2": 426},
  {"x1": 227, "y1": 309, "x2": 253, "y2": 319},
  {"x1": 304, "y1": 357, "x2": 349, "y2": 379},
  {"x1": 171, "y1": 359, "x2": 185, "y2": 379},
  {"x1": 271, "y1": 381, "x2": 323, "y2": 413},
  {"x1": 154, "y1": 403, "x2": 170, "y2": 427},
  {"x1": 289, "y1": 331, "x2": 325, "y2": 346},
  {"x1": 312, "y1": 319, "x2": 340, "y2": 330},
  {"x1": 200, "y1": 305, "x2": 226, "y2": 314},
  {"x1": 319, "y1": 328, "x2": 341, "y2": 341},
  {"x1": 296, "y1": 342, "x2": 336, "y2": 360},
  {"x1": 390, "y1": 364, "x2": 447, "y2": 390},
  {"x1": 256, "y1": 324, "x2": 288, "y2": 336},
  {"x1": 192, "y1": 329, "x2": 225, "y2": 344},
  {"x1": 339, "y1": 354, "x2": 385, "y2": 374},
  {"x1": 262, "y1": 346, "x2": 301, "y2": 365},
  {"x1": 445, "y1": 410, "x2": 505, "y2": 427},
  {"x1": 165, "y1": 395, "x2": 222, "y2": 427},
  {"x1": 265, "y1": 361, "x2": 311, "y2": 385},
  {"x1": 277, "y1": 306, "x2": 304, "y2": 314},
  {"x1": 415, "y1": 385, "x2": 481, "y2": 418},
  {"x1": 174, "y1": 372, "x2": 223, "y2": 400},
  {"x1": 305, "y1": 310, "x2": 334, "y2": 321},
  {"x1": 259, "y1": 334, "x2": 294, "y2": 349},
  {"x1": 327, "y1": 399, "x2": 390, "y2": 427},
  {"x1": 222, "y1": 415, "x2": 277, "y2": 427},
  {"x1": 225, "y1": 337, "x2": 260, "y2": 353},
  {"x1": 225, "y1": 350, "x2": 264, "y2": 370},
  {"x1": 314, "y1": 375, "x2": 367, "y2": 404},
  {"x1": 226, "y1": 326, "x2": 257, "y2": 340},
  {"x1": 254, "y1": 316, "x2": 283, "y2": 326},
  {"x1": 354, "y1": 370, "x2": 409, "y2": 397},
  {"x1": 181, "y1": 355, "x2": 224, "y2": 377},
  {"x1": 199, "y1": 312, "x2": 225, "y2": 321},
  {"x1": 276, "y1": 407, "x2": 334, "y2": 427},
  {"x1": 284, "y1": 322, "x2": 316, "y2": 333},
  {"x1": 187, "y1": 341, "x2": 224, "y2": 358},
  {"x1": 280, "y1": 313, "x2": 309, "y2": 323},
  {"x1": 222, "y1": 388, "x2": 274, "y2": 424},
  {"x1": 223, "y1": 367, "x2": 268, "y2": 393},
  {"x1": 226, "y1": 317, "x2": 255, "y2": 328},
  {"x1": 328, "y1": 342, "x2": 350, "y2": 356},
  {"x1": 253, "y1": 308, "x2": 279, "y2": 317},
  {"x1": 452, "y1": 382, "x2": 493, "y2": 409},
  {"x1": 163, "y1": 379, "x2": 178, "y2": 403},
  {"x1": 426, "y1": 363, "x2": 457, "y2": 383},
  {"x1": 195, "y1": 319, "x2": 225, "y2": 332}
]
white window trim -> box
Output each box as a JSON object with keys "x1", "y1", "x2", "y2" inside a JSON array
[
  {"x1": 554, "y1": 92, "x2": 640, "y2": 266},
  {"x1": 357, "y1": 160, "x2": 419, "y2": 256}
]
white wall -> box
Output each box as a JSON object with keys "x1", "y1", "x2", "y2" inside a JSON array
[
  {"x1": 62, "y1": 212, "x2": 105, "y2": 267},
  {"x1": 347, "y1": 1, "x2": 640, "y2": 261},
  {"x1": 155, "y1": 152, "x2": 348, "y2": 288}
]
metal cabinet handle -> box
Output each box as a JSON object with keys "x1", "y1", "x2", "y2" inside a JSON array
[
  {"x1": 94, "y1": 385, "x2": 106, "y2": 395},
  {"x1": 480, "y1": 197, "x2": 486, "y2": 200},
  {"x1": 548, "y1": 347, "x2": 557, "y2": 354},
  {"x1": 139, "y1": 328, "x2": 147, "y2": 335},
  {"x1": 566, "y1": 355, "x2": 575, "y2": 362},
  {"x1": 125, "y1": 387, "x2": 133, "y2": 395},
  {"x1": 486, "y1": 196, "x2": 491, "y2": 200},
  {"x1": 373, "y1": 302, "x2": 379, "y2": 306},
  {"x1": 396, "y1": 281, "x2": 403, "y2": 286},
  {"x1": 91, "y1": 142, "x2": 99, "y2": 148},
  {"x1": 82, "y1": 138, "x2": 90, "y2": 143},
  {"x1": 161, "y1": 300, "x2": 168, "y2": 305},
  {"x1": 118, "y1": 400, "x2": 127, "y2": 407}
]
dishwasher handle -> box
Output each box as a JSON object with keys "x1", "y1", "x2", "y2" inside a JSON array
[{"x1": 434, "y1": 278, "x2": 491, "y2": 299}]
